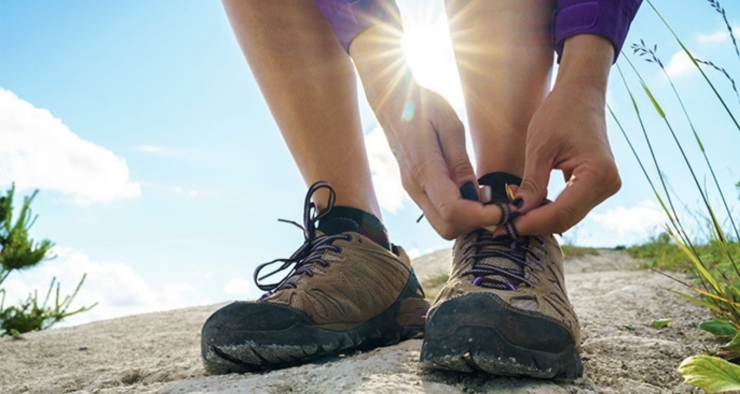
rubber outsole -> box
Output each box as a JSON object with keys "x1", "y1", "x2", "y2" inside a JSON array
[
  {"x1": 420, "y1": 293, "x2": 583, "y2": 381},
  {"x1": 201, "y1": 271, "x2": 429, "y2": 374},
  {"x1": 420, "y1": 325, "x2": 582, "y2": 380}
]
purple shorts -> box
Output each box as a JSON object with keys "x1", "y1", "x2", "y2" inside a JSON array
[{"x1": 315, "y1": 0, "x2": 642, "y2": 62}]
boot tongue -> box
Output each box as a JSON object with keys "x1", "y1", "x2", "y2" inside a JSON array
[
  {"x1": 467, "y1": 231, "x2": 527, "y2": 290},
  {"x1": 478, "y1": 234, "x2": 524, "y2": 272},
  {"x1": 478, "y1": 172, "x2": 522, "y2": 203}
]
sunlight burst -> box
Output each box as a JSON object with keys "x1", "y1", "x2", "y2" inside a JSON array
[{"x1": 400, "y1": 16, "x2": 464, "y2": 109}]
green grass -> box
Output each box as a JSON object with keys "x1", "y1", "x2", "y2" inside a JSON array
[
  {"x1": 422, "y1": 273, "x2": 449, "y2": 289},
  {"x1": 561, "y1": 245, "x2": 599, "y2": 258},
  {"x1": 614, "y1": 1, "x2": 740, "y2": 390},
  {"x1": 628, "y1": 232, "x2": 740, "y2": 273},
  {"x1": 421, "y1": 273, "x2": 449, "y2": 301}
]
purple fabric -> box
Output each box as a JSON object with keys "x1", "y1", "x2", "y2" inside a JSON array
[
  {"x1": 553, "y1": 0, "x2": 643, "y2": 63},
  {"x1": 315, "y1": 0, "x2": 642, "y2": 61},
  {"x1": 315, "y1": 0, "x2": 402, "y2": 52}
]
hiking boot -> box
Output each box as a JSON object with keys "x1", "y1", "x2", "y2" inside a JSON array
[
  {"x1": 201, "y1": 182, "x2": 430, "y2": 374},
  {"x1": 420, "y1": 226, "x2": 583, "y2": 380}
]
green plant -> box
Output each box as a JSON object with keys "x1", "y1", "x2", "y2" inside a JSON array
[
  {"x1": 561, "y1": 245, "x2": 598, "y2": 258},
  {"x1": 422, "y1": 272, "x2": 449, "y2": 288},
  {"x1": 421, "y1": 272, "x2": 449, "y2": 300},
  {"x1": 0, "y1": 184, "x2": 95, "y2": 338},
  {"x1": 611, "y1": 0, "x2": 740, "y2": 391},
  {"x1": 627, "y1": 232, "x2": 740, "y2": 272}
]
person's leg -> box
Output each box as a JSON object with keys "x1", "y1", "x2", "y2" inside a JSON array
[
  {"x1": 419, "y1": 1, "x2": 583, "y2": 380},
  {"x1": 221, "y1": 0, "x2": 380, "y2": 217},
  {"x1": 201, "y1": 1, "x2": 430, "y2": 374},
  {"x1": 446, "y1": 0, "x2": 553, "y2": 179}
]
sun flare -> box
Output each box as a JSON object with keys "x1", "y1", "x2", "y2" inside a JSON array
[{"x1": 400, "y1": 17, "x2": 464, "y2": 109}]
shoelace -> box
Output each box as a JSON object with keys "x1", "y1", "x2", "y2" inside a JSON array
[
  {"x1": 462, "y1": 199, "x2": 546, "y2": 291},
  {"x1": 462, "y1": 229, "x2": 544, "y2": 290},
  {"x1": 253, "y1": 181, "x2": 350, "y2": 297}
]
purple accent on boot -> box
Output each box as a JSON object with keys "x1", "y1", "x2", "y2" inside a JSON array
[
  {"x1": 552, "y1": 0, "x2": 643, "y2": 63},
  {"x1": 315, "y1": 0, "x2": 402, "y2": 52},
  {"x1": 260, "y1": 291, "x2": 273, "y2": 300}
]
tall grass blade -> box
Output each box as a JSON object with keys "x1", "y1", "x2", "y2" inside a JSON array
[
  {"x1": 707, "y1": 0, "x2": 740, "y2": 65},
  {"x1": 647, "y1": 0, "x2": 740, "y2": 135},
  {"x1": 631, "y1": 39, "x2": 740, "y2": 242},
  {"x1": 668, "y1": 230, "x2": 721, "y2": 292},
  {"x1": 614, "y1": 64, "x2": 688, "y2": 244},
  {"x1": 608, "y1": 105, "x2": 673, "y2": 218},
  {"x1": 670, "y1": 290, "x2": 723, "y2": 314},
  {"x1": 696, "y1": 59, "x2": 740, "y2": 108},
  {"x1": 626, "y1": 56, "x2": 734, "y2": 278}
]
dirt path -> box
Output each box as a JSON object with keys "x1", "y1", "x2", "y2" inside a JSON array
[{"x1": 0, "y1": 249, "x2": 714, "y2": 393}]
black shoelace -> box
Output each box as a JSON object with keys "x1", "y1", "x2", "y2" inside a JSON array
[{"x1": 253, "y1": 181, "x2": 350, "y2": 297}]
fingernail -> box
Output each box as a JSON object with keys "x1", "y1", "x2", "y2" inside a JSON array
[
  {"x1": 460, "y1": 181, "x2": 479, "y2": 201},
  {"x1": 510, "y1": 198, "x2": 524, "y2": 209},
  {"x1": 479, "y1": 185, "x2": 492, "y2": 204}
]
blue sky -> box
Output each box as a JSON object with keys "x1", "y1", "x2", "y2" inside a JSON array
[{"x1": 1, "y1": 0, "x2": 738, "y2": 326}]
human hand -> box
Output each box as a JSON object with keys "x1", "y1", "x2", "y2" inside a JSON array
[
  {"x1": 350, "y1": 28, "x2": 503, "y2": 239},
  {"x1": 510, "y1": 35, "x2": 621, "y2": 236},
  {"x1": 381, "y1": 83, "x2": 508, "y2": 239}
]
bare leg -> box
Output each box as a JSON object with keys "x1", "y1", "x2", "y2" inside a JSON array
[
  {"x1": 222, "y1": 0, "x2": 381, "y2": 217},
  {"x1": 445, "y1": 0, "x2": 554, "y2": 178}
]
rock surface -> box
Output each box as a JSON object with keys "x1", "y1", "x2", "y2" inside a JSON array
[{"x1": 0, "y1": 249, "x2": 713, "y2": 393}]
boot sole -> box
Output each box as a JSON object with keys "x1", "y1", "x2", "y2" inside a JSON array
[
  {"x1": 203, "y1": 271, "x2": 429, "y2": 374},
  {"x1": 420, "y1": 293, "x2": 583, "y2": 380}
]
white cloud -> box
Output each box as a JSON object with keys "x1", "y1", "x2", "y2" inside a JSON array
[
  {"x1": 0, "y1": 89, "x2": 140, "y2": 205},
  {"x1": 407, "y1": 248, "x2": 421, "y2": 260},
  {"x1": 697, "y1": 26, "x2": 740, "y2": 44},
  {"x1": 138, "y1": 145, "x2": 165, "y2": 154},
  {"x1": 223, "y1": 278, "x2": 252, "y2": 296},
  {"x1": 590, "y1": 200, "x2": 666, "y2": 237},
  {"x1": 171, "y1": 186, "x2": 201, "y2": 197},
  {"x1": 1, "y1": 247, "x2": 211, "y2": 327},
  {"x1": 137, "y1": 145, "x2": 183, "y2": 156},
  {"x1": 665, "y1": 50, "x2": 695, "y2": 78},
  {"x1": 365, "y1": 127, "x2": 409, "y2": 213},
  {"x1": 143, "y1": 182, "x2": 206, "y2": 197},
  {"x1": 698, "y1": 30, "x2": 729, "y2": 44}
]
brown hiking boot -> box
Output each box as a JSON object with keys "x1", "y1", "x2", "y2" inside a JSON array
[
  {"x1": 201, "y1": 182, "x2": 430, "y2": 374},
  {"x1": 420, "y1": 226, "x2": 583, "y2": 380}
]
